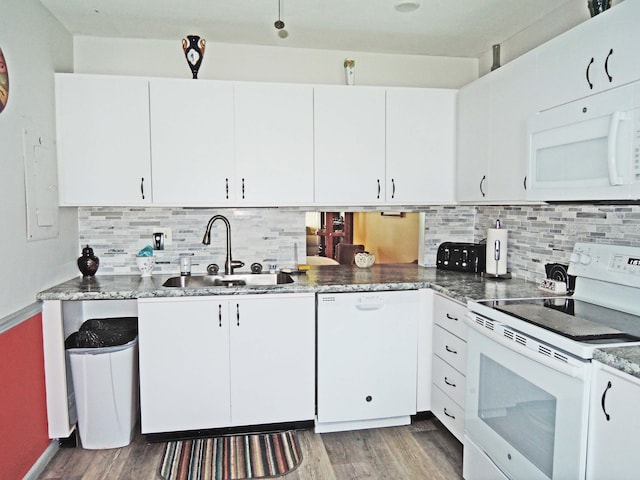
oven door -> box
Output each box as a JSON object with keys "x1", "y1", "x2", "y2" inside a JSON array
[{"x1": 465, "y1": 322, "x2": 590, "y2": 480}]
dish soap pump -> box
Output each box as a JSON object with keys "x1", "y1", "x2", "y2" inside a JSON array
[{"x1": 78, "y1": 245, "x2": 99, "y2": 277}]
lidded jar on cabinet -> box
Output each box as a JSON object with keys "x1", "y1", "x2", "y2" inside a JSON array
[{"x1": 77, "y1": 245, "x2": 99, "y2": 277}]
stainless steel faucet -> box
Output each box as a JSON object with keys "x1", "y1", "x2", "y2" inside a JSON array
[{"x1": 202, "y1": 215, "x2": 244, "y2": 275}]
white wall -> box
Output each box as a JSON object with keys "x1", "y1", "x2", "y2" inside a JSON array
[
  {"x1": 73, "y1": 37, "x2": 478, "y2": 88},
  {"x1": 0, "y1": 0, "x2": 76, "y2": 319}
]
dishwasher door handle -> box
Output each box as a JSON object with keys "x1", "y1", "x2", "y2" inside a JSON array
[{"x1": 355, "y1": 304, "x2": 384, "y2": 311}]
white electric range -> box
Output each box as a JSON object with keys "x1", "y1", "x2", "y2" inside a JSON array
[{"x1": 464, "y1": 242, "x2": 640, "y2": 480}]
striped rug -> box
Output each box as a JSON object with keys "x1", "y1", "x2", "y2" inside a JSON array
[{"x1": 159, "y1": 431, "x2": 302, "y2": 480}]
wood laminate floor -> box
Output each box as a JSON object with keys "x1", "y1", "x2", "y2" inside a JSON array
[{"x1": 38, "y1": 416, "x2": 463, "y2": 480}]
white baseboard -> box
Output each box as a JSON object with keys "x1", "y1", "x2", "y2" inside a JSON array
[{"x1": 23, "y1": 440, "x2": 59, "y2": 480}]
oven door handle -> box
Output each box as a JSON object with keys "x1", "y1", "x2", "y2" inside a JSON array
[{"x1": 466, "y1": 316, "x2": 586, "y2": 379}]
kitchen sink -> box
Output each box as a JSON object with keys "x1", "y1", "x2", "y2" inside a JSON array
[{"x1": 162, "y1": 272, "x2": 294, "y2": 288}]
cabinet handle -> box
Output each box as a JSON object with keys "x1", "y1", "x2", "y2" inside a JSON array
[
  {"x1": 242, "y1": 178, "x2": 245, "y2": 199},
  {"x1": 140, "y1": 177, "x2": 145, "y2": 200},
  {"x1": 365, "y1": 395, "x2": 373, "y2": 402},
  {"x1": 218, "y1": 304, "x2": 222, "y2": 327},
  {"x1": 605, "y1": 48, "x2": 613, "y2": 83},
  {"x1": 236, "y1": 303, "x2": 240, "y2": 326},
  {"x1": 444, "y1": 408, "x2": 456, "y2": 419},
  {"x1": 601, "y1": 380, "x2": 612, "y2": 421},
  {"x1": 586, "y1": 57, "x2": 594, "y2": 90},
  {"x1": 391, "y1": 178, "x2": 396, "y2": 199},
  {"x1": 523, "y1": 176, "x2": 527, "y2": 191},
  {"x1": 444, "y1": 377, "x2": 456, "y2": 388},
  {"x1": 377, "y1": 179, "x2": 381, "y2": 199},
  {"x1": 479, "y1": 175, "x2": 486, "y2": 197},
  {"x1": 445, "y1": 345, "x2": 458, "y2": 354},
  {"x1": 225, "y1": 178, "x2": 229, "y2": 199},
  {"x1": 446, "y1": 313, "x2": 458, "y2": 321}
]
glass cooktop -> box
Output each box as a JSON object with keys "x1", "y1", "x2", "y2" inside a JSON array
[{"x1": 477, "y1": 297, "x2": 640, "y2": 344}]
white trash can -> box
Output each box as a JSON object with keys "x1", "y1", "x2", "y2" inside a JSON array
[{"x1": 68, "y1": 337, "x2": 139, "y2": 449}]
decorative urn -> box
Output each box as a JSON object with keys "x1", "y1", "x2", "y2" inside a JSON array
[{"x1": 77, "y1": 245, "x2": 99, "y2": 277}]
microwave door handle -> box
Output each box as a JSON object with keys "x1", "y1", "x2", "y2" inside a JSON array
[{"x1": 607, "y1": 111, "x2": 626, "y2": 185}]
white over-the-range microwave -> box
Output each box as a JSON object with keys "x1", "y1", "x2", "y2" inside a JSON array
[{"x1": 527, "y1": 81, "x2": 640, "y2": 202}]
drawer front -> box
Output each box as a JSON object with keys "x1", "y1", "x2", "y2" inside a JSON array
[
  {"x1": 433, "y1": 324, "x2": 467, "y2": 374},
  {"x1": 433, "y1": 294, "x2": 468, "y2": 340},
  {"x1": 432, "y1": 354, "x2": 466, "y2": 408},
  {"x1": 432, "y1": 384, "x2": 464, "y2": 443}
]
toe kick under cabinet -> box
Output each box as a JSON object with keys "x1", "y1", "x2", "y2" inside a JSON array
[
  {"x1": 137, "y1": 293, "x2": 315, "y2": 435},
  {"x1": 431, "y1": 293, "x2": 468, "y2": 442},
  {"x1": 316, "y1": 290, "x2": 419, "y2": 433}
]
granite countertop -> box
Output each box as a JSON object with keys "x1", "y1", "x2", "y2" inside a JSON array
[
  {"x1": 593, "y1": 347, "x2": 640, "y2": 380},
  {"x1": 36, "y1": 264, "x2": 544, "y2": 304},
  {"x1": 38, "y1": 264, "x2": 640, "y2": 378}
]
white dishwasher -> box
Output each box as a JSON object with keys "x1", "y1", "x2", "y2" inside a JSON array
[{"x1": 316, "y1": 290, "x2": 418, "y2": 433}]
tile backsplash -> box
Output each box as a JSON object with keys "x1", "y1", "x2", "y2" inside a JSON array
[
  {"x1": 474, "y1": 204, "x2": 640, "y2": 282},
  {"x1": 78, "y1": 204, "x2": 640, "y2": 281},
  {"x1": 78, "y1": 208, "x2": 306, "y2": 275}
]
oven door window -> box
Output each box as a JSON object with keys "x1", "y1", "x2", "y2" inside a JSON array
[
  {"x1": 479, "y1": 355, "x2": 556, "y2": 478},
  {"x1": 465, "y1": 327, "x2": 589, "y2": 480}
]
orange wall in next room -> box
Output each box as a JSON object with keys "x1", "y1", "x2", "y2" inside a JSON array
[{"x1": 0, "y1": 313, "x2": 50, "y2": 480}]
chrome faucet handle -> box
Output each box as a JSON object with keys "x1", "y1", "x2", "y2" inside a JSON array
[{"x1": 229, "y1": 260, "x2": 245, "y2": 274}]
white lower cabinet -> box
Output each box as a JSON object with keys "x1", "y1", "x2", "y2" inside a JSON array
[
  {"x1": 316, "y1": 290, "x2": 418, "y2": 432},
  {"x1": 431, "y1": 293, "x2": 467, "y2": 442},
  {"x1": 587, "y1": 361, "x2": 640, "y2": 480},
  {"x1": 137, "y1": 293, "x2": 315, "y2": 434}
]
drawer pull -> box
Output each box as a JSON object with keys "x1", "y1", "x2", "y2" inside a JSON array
[
  {"x1": 446, "y1": 313, "x2": 458, "y2": 321},
  {"x1": 445, "y1": 345, "x2": 458, "y2": 354},
  {"x1": 444, "y1": 408, "x2": 456, "y2": 419},
  {"x1": 444, "y1": 377, "x2": 456, "y2": 387}
]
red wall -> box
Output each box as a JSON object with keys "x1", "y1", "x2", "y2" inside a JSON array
[{"x1": 0, "y1": 313, "x2": 51, "y2": 480}]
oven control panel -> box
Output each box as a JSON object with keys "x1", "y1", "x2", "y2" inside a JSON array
[{"x1": 569, "y1": 243, "x2": 640, "y2": 287}]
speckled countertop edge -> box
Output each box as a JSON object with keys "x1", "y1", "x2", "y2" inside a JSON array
[
  {"x1": 593, "y1": 347, "x2": 640, "y2": 379},
  {"x1": 35, "y1": 264, "x2": 544, "y2": 304},
  {"x1": 37, "y1": 263, "x2": 640, "y2": 378}
]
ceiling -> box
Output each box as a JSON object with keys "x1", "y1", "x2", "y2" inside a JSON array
[{"x1": 39, "y1": 0, "x2": 578, "y2": 58}]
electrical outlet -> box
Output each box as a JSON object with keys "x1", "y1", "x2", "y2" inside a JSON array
[{"x1": 154, "y1": 228, "x2": 173, "y2": 246}]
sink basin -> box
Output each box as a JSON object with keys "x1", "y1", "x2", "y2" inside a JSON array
[{"x1": 162, "y1": 272, "x2": 294, "y2": 288}]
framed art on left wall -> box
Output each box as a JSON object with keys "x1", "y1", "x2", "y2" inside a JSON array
[{"x1": 0, "y1": 48, "x2": 8, "y2": 113}]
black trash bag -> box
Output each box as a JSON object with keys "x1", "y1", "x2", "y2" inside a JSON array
[{"x1": 65, "y1": 317, "x2": 138, "y2": 349}]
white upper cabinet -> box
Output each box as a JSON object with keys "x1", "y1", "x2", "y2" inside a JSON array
[
  {"x1": 456, "y1": 53, "x2": 536, "y2": 203},
  {"x1": 488, "y1": 52, "x2": 537, "y2": 202},
  {"x1": 234, "y1": 83, "x2": 314, "y2": 206},
  {"x1": 537, "y1": 1, "x2": 640, "y2": 111},
  {"x1": 55, "y1": 74, "x2": 152, "y2": 206},
  {"x1": 149, "y1": 79, "x2": 235, "y2": 206},
  {"x1": 456, "y1": 75, "x2": 491, "y2": 202},
  {"x1": 314, "y1": 86, "x2": 386, "y2": 206},
  {"x1": 386, "y1": 88, "x2": 456, "y2": 204}
]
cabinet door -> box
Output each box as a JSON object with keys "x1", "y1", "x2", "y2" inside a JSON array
[
  {"x1": 488, "y1": 52, "x2": 537, "y2": 202},
  {"x1": 587, "y1": 362, "x2": 640, "y2": 480},
  {"x1": 55, "y1": 74, "x2": 152, "y2": 206},
  {"x1": 229, "y1": 294, "x2": 315, "y2": 425},
  {"x1": 600, "y1": 0, "x2": 640, "y2": 91},
  {"x1": 536, "y1": 17, "x2": 605, "y2": 111},
  {"x1": 149, "y1": 79, "x2": 235, "y2": 205},
  {"x1": 456, "y1": 75, "x2": 490, "y2": 202},
  {"x1": 234, "y1": 84, "x2": 314, "y2": 206},
  {"x1": 137, "y1": 298, "x2": 231, "y2": 433},
  {"x1": 386, "y1": 88, "x2": 456, "y2": 204},
  {"x1": 314, "y1": 86, "x2": 386, "y2": 205}
]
